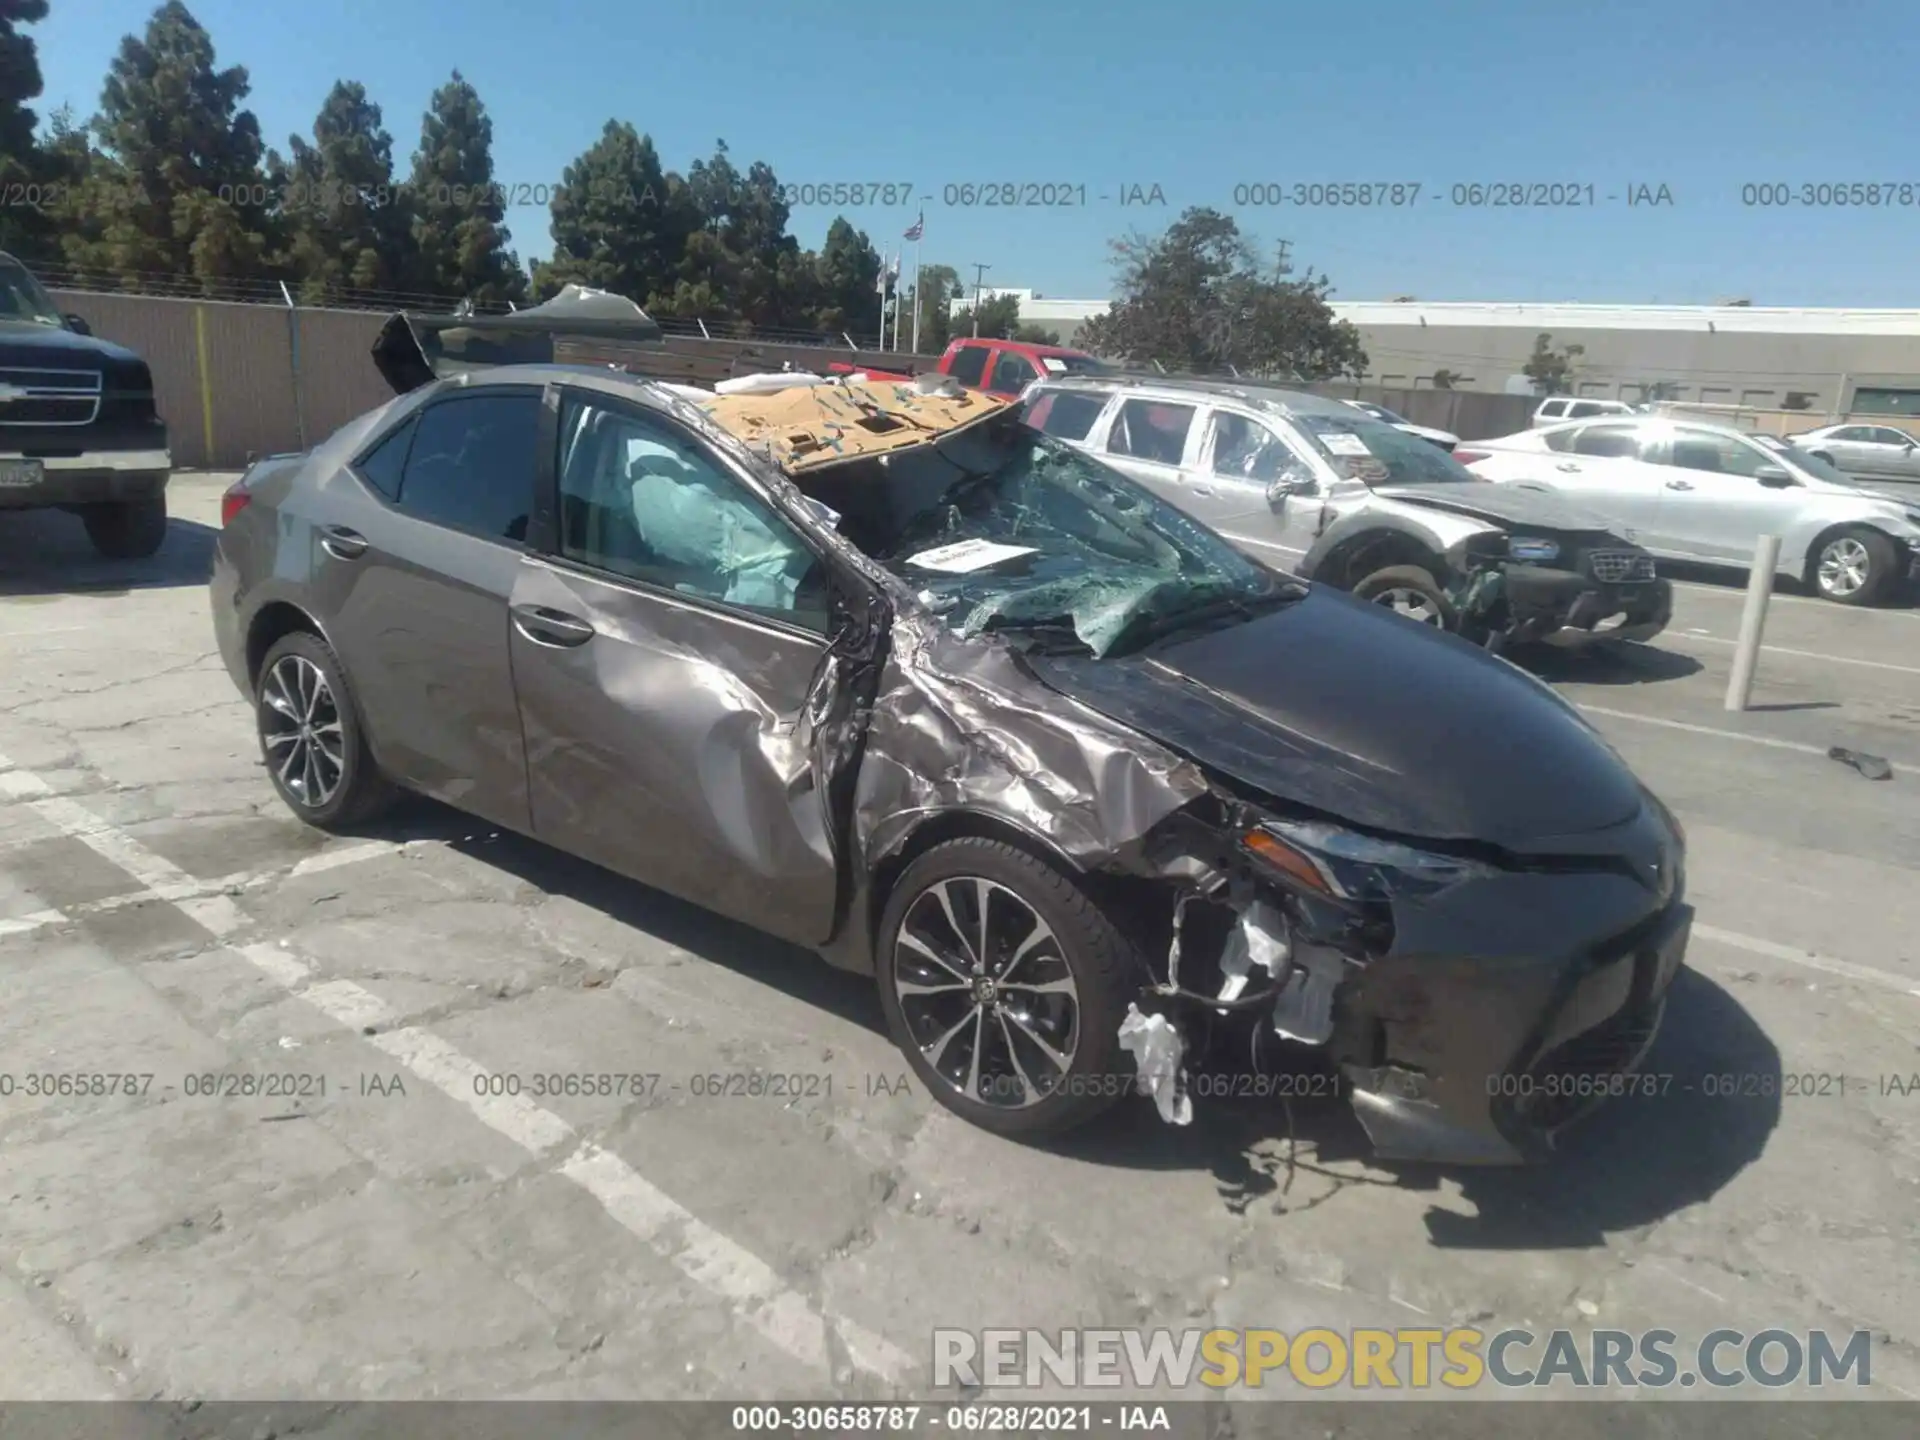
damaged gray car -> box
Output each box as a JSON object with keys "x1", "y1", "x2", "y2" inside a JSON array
[{"x1": 208, "y1": 302, "x2": 1692, "y2": 1164}]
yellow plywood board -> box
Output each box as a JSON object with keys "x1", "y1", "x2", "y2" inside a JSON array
[{"x1": 697, "y1": 379, "x2": 1013, "y2": 472}]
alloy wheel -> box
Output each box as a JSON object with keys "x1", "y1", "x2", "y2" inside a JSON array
[
  {"x1": 259, "y1": 654, "x2": 346, "y2": 809},
  {"x1": 1372, "y1": 586, "x2": 1445, "y2": 625},
  {"x1": 1817, "y1": 537, "x2": 1871, "y2": 597},
  {"x1": 891, "y1": 876, "x2": 1080, "y2": 1109}
]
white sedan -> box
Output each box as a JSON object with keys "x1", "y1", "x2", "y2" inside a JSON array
[
  {"x1": 1339, "y1": 399, "x2": 1460, "y2": 451},
  {"x1": 1459, "y1": 415, "x2": 1920, "y2": 605}
]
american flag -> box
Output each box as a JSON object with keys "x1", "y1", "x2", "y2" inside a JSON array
[{"x1": 903, "y1": 210, "x2": 924, "y2": 242}]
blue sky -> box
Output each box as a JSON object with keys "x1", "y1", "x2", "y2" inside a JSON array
[{"x1": 29, "y1": 0, "x2": 1920, "y2": 305}]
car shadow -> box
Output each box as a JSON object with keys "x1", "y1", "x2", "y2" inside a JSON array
[
  {"x1": 1522, "y1": 643, "x2": 1704, "y2": 686},
  {"x1": 1658, "y1": 558, "x2": 1918, "y2": 610},
  {"x1": 0, "y1": 509, "x2": 218, "y2": 597},
  {"x1": 346, "y1": 799, "x2": 1778, "y2": 1248}
]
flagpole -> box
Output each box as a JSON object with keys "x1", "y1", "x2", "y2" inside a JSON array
[{"x1": 911, "y1": 235, "x2": 923, "y2": 353}]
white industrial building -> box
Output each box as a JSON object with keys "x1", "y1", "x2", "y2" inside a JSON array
[{"x1": 974, "y1": 290, "x2": 1920, "y2": 419}]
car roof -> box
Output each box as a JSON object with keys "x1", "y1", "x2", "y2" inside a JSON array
[
  {"x1": 1535, "y1": 412, "x2": 1763, "y2": 441},
  {"x1": 951, "y1": 337, "x2": 1093, "y2": 360},
  {"x1": 1029, "y1": 371, "x2": 1360, "y2": 419}
]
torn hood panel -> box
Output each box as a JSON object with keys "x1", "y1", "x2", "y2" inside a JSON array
[
  {"x1": 697, "y1": 379, "x2": 1013, "y2": 473},
  {"x1": 1024, "y1": 584, "x2": 1644, "y2": 849},
  {"x1": 1374, "y1": 481, "x2": 1620, "y2": 536},
  {"x1": 373, "y1": 285, "x2": 665, "y2": 393}
]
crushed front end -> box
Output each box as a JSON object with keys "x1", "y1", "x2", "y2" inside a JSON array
[
  {"x1": 1444, "y1": 531, "x2": 1674, "y2": 649},
  {"x1": 1120, "y1": 788, "x2": 1691, "y2": 1165}
]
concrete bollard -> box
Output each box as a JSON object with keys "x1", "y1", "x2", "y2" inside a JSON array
[{"x1": 1724, "y1": 534, "x2": 1783, "y2": 712}]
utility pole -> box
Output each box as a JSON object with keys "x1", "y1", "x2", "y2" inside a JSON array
[
  {"x1": 1274, "y1": 239, "x2": 1293, "y2": 277},
  {"x1": 970, "y1": 263, "x2": 991, "y2": 337}
]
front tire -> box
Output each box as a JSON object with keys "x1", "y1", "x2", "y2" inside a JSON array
[
  {"x1": 1810, "y1": 527, "x2": 1897, "y2": 606},
  {"x1": 254, "y1": 631, "x2": 395, "y2": 830},
  {"x1": 82, "y1": 495, "x2": 168, "y2": 559},
  {"x1": 1352, "y1": 563, "x2": 1455, "y2": 629},
  {"x1": 876, "y1": 838, "x2": 1140, "y2": 1139}
]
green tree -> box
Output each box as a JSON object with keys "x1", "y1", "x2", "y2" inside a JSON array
[
  {"x1": 1078, "y1": 207, "x2": 1365, "y2": 379},
  {"x1": 407, "y1": 70, "x2": 525, "y2": 308},
  {"x1": 533, "y1": 120, "x2": 697, "y2": 309},
  {"x1": 1522, "y1": 333, "x2": 1584, "y2": 396},
  {"x1": 659, "y1": 140, "x2": 808, "y2": 331},
  {"x1": 63, "y1": 1, "x2": 274, "y2": 288},
  {"x1": 951, "y1": 291, "x2": 1022, "y2": 340},
  {"x1": 902, "y1": 262, "x2": 959, "y2": 352},
  {"x1": 1015, "y1": 323, "x2": 1061, "y2": 345},
  {"x1": 809, "y1": 216, "x2": 880, "y2": 337},
  {"x1": 0, "y1": 0, "x2": 50, "y2": 254},
  {"x1": 270, "y1": 80, "x2": 417, "y2": 301}
]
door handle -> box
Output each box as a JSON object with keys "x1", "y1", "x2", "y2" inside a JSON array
[
  {"x1": 1554, "y1": 462, "x2": 1582, "y2": 472},
  {"x1": 319, "y1": 525, "x2": 368, "y2": 560},
  {"x1": 1191, "y1": 483, "x2": 1216, "y2": 496},
  {"x1": 1664, "y1": 480, "x2": 1695, "y2": 491},
  {"x1": 511, "y1": 604, "x2": 596, "y2": 648}
]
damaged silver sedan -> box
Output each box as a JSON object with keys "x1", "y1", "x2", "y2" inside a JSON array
[{"x1": 209, "y1": 309, "x2": 1692, "y2": 1164}]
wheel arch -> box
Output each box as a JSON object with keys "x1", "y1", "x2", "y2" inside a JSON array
[
  {"x1": 244, "y1": 600, "x2": 330, "y2": 688},
  {"x1": 868, "y1": 810, "x2": 1091, "y2": 943},
  {"x1": 1799, "y1": 520, "x2": 1906, "y2": 589}
]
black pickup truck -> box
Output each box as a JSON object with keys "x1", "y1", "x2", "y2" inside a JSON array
[{"x1": 0, "y1": 252, "x2": 171, "y2": 558}]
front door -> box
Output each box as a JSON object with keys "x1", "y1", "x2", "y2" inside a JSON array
[
  {"x1": 1095, "y1": 396, "x2": 1202, "y2": 514},
  {"x1": 1192, "y1": 407, "x2": 1325, "y2": 569},
  {"x1": 507, "y1": 388, "x2": 846, "y2": 947},
  {"x1": 1648, "y1": 427, "x2": 1808, "y2": 561}
]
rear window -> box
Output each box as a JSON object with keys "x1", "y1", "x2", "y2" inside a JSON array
[
  {"x1": 946, "y1": 345, "x2": 989, "y2": 386},
  {"x1": 1021, "y1": 389, "x2": 1107, "y2": 441}
]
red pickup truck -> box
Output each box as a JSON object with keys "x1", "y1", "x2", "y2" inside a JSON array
[{"x1": 827, "y1": 336, "x2": 1112, "y2": 394}]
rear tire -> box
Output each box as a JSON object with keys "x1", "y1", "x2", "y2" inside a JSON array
[
  {"x1": 876, "y1": 837, "x2": 1141, "y2": 1139},
  {"x1": 254, "y1": 631, "x2": 395, "y2": 830},
  {"x1": 1809, "y1": 526, "x2": 1897, "y2": 606},
  {"x1": 1352, "y1": 563, "x2": 1455, "y2": 629},
  {"x1": 82, "y1": 495, "x2": 168, "y2": 559}
]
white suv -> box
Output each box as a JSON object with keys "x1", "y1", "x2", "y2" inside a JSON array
[{"x1": 1532, "y1": 396, "x2": 1636, "y2": 428}]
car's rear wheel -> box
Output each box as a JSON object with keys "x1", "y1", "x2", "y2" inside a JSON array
[
  {"x1": 1352, "y1": 564, "x2": 1454, "y2": 629},
  {"x1": 1810, "y1": 527, "x2": 1897, "y2": 605},
  {"x1": 254, "y1": 631, "x2": 394, "y2": 830},
  {"x1": 81, "y1": 496, "x2": 167, "y2": 559},
  {"x1": 876, "y1": 838, "x2": 1139, "y2": 1139}
]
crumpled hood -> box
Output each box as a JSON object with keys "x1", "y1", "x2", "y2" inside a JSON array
[
  {"x1": 1376, "y1": 480, "x2": 1619, "y2": 535},
  {"x1": 1026, "y1": 584, "x2": 1646, "y2": 849}
]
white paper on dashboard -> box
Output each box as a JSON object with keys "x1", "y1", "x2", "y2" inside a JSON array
[
  {"x1": 904, "y1": 539, "x2": 1039, "y2": 573},
  {"x1": 1320, "y1": 432, "x2": 1372, "y2": 456}
]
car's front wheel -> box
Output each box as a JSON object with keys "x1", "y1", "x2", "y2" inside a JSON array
[
  {"x1": 1352, "y1": 563, "x2": 1455, "y2": 629},
  {"x1": 254, "y1": 631, "x2": 395, "y2": 830},
  {"x1": 876, "y1": 838, "x2": 1140, "y2": 1139},
  {"x1": 81, "y1": 496, "x2": 168, "y2": 559},
  {"x1": 1810, "y1": 527, "x2": 1897, "y2": 606}
]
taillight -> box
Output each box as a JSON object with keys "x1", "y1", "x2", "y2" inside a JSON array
[
  {"x1": 1452, "y1": 448, "x2": 1491, "y2": 466},
  {"x1": 220, "y1": 481, "x2": 251, "y2": 526}
]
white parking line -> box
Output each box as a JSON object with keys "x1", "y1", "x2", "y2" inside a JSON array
[
  {"x1": 1665, "y1": 630, "x2": 1920, "y2": 676},
  {"x1": 1693, "y1": 923, "x2": 1920, "y2": 1000},
  {"x1": 1576, "y1": 705, "x2": 1832, "y2": 755},
  {"x1": 0, "y1": 746, "x2": 917, "y2": 1391}
]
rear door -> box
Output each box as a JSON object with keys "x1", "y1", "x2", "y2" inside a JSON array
[
  {"x1": 1526, "y1": 420, "x2": 1673, "y2": 544},
  {"x1": 314, "y1": 385, "x2": 543, "y2": 831},
  {"x1": 1095, "y1": 396, "x2": 1203, "y2": 511},
  {"x1": 1857, "y1": 425, "x2": 1920, "y2": 479},
  {"x1": 507, "y1": 386, "x2": 848, "y2": 946}
]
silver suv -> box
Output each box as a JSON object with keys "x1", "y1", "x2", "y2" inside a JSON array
[{"x1": 1020, "y1": 375, "x2": 1672, "y2": 648}]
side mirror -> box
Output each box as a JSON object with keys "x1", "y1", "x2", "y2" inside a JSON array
[
  {"x1": 63, "y1": 313, "x2": 92, "y2": 336},
  {"x1": 1265, "y1": 468, "x2": 1314, "y2": 506},
  {"x1": 1755, "y1": 465, "x2": 1796, "y2": 488},
  {"x1": 1903, "y1": 439, "x2": 1917, "y2": 452}
]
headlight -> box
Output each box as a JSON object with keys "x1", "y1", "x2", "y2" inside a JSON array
[
  {"x1": 1507, "y1": 536, "x2": 1561, "y2": 563},
  {"x1": 1242, "y1": 820, "x2": 1499, "y2": 902}
]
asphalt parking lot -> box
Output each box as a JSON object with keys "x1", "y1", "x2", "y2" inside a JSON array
[{"x1": 2, "y1": 473, "x2": 1918, "y2": 1409}]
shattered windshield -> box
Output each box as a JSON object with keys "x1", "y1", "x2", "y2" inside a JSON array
[
  {"x1": 0, "y1": 262, "x2": 64, "y2": 326},
  {"x1": 808, "y1": 416, "x2": 1301, "y2": 657},
  {"x1": 1290, "y1": 410, "x2": 1477, "y2": 485}
]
